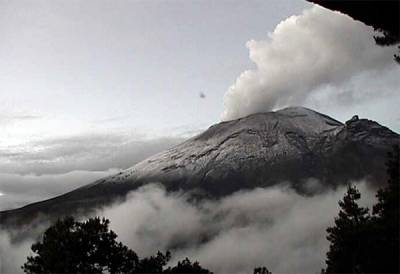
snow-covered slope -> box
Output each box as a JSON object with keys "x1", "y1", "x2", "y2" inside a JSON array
[
  {"x1": 96, "y1": 107, "x2": 343, "y2": 191},
  {"x1": 1, "y1": 107, "x2": 398, "y2": 226}
]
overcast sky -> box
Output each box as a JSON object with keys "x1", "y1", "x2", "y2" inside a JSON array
[
  {"x1": 1, "y1": 2, "x2": 399, "y2": 273},
  {"x1": 0, "y1": 0, "x2": 399, "y2": 209},
  {"x1": 0, "y1": 0, "x2": 309, "y2": 145},
  {"x1": 0, "y1": 0, "x2": 310, "y2": 208}
]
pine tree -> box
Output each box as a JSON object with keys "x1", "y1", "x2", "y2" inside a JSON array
[
  {"x1": 22, "y1": 217, "x2": 139, "y2": 274},
  {"x1": 324, "y1": 185, "x2": 370, "y2": 273},
  {"x1": 22, "y1": 216, "x2": 212, "y2": 274},
  {"x1": 323, "y1": 145, "x2": 400, "y2": 273},
  {"x1": 370, "y1": 144, "x2": 400, "y2": 273}
]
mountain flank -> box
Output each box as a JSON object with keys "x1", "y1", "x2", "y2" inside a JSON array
[{"x1": 1, "y1": 107, "x2": 398, "y2": 227}]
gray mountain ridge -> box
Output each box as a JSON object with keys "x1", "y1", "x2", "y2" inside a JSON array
[{"x1": 1, "y1": 107, "x2": 399, "y2": 227}]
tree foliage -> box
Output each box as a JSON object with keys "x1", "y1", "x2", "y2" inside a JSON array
[
  {"x1": 136, "y1": 251, "x2": 171, "y2": 273},
  {"x1": 369, "y1": 144, "x2": 400, "y2": 273},
  {"x1": 22, "y1": 217, "x2": 138, "y2": 274},
  {"x1": 324, "y1": 185, "x2": 370, "y2": 273},
  {"x1": 253, "y1": 266, "x2": 272, "y2": 274},
  {"x1": 324, "y1": 145, "x2": 400, "y2": 273},
  {"x1": 22, "y1": 217, "x2": 212, "y2": 274},
  {"x1": 164, "y1": 258, "x2": 212, "y2": 273}
]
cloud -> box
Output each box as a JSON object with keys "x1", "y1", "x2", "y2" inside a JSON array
[
  {"x1": 98, "y1": 182, "x2": 376, "y2": 274},
  {"x1": 0, "y1": 231, "x2": 33, "y2": 273},
  {"x1": 3, "y1": 114, "x2": 41, "y2": 121},
  {"x1": 0, "y1": 114, "x2": 41, "y2": 126},
  {"x1": 222, "y1": 6, "x2": 400, "y2": 121},
  {"x1": 0, "y1": 133, "x2": 183, "y2": 210},
  {"x1": 0, "y1": 133, "x2": 183, "y2": 175},
  {"x1": 0, "y1": 169, "x2": 119, "y2": 210},
  {"x1": 0, "y1": 181, "x2": 377, "y2": 273}
]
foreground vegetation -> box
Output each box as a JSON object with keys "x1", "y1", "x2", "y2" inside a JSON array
[
  {"x1": 323, "y1": 145, "x2": 399, "y2": 273},
  {"x1": 22, "y1": 216, "x2": 211, "y2": 274}
]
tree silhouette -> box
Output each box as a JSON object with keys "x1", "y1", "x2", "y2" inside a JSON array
[
  {"x1": 164, "y1": 258, "x2": 212, "y2": 273},
  {"x1": 136, "y1": 251, "x2": 171, "y2": 273},
  {"x1": 324, "y1": 185, "x2": 370, "y2": 273},
  {"x1": 22, "y1": 216, "x2": 212, "y2": 274},
  {"x1": 22, "y1": 217, "x2": 138, "y2": 274},
  {"x1": 369, "y1": 144, "x2": 399, "y2": 273},
  {"x1": 253, "y1": 266, "x2": 272, "y2": 274},
  {"x1": 324, "y1": 145, "x2": 400, "y2": 273}
]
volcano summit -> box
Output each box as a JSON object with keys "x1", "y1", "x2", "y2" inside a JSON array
[{"x1": 1, "y1": 107, "x2": 398, "y2": 226}]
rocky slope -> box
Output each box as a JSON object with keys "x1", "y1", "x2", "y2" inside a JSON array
[{"x1": 1, "y1": 107, "x2": 398, "y2": 226}]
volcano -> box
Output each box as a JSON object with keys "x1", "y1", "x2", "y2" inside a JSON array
[{"x1": 1, "y1": 107, "x2": 398, "y2": 226}]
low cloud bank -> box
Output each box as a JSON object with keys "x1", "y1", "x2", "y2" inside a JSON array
[
  {"x1": 98, "y1": 182, "x2": 376, "y2": 274},
  {"x1": 0, "y1": 181, "x2": 378, "y2": 274},
  {"x1": 222, "y1": 6, "x2": 400, "y2": 122},
  {"x1": 0, "y1": 232, "x2": 33, "y2": 273},
  {"x1": 0, "y1": 169, "x2": 119, "y2": 210},
  {"x1": 0, "y1": 134, "x2": 183, "y2": 210},
  {"x1": 0, "y1": 134, "x2": 182, "y2": 175}
]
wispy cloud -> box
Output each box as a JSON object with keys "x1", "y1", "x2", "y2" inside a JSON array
[
  {"x1": 0, "y1": 169, "x2": 119, "y2": 210},
  {"x1": 0, "y1": 132, "x2": 184, "y2": 210},
  {"x1": 0, "y1": 114, "x2": 41, "y2": 125},
  {"x1": 0, "y1": 133, "x2": 183, "y2": 175}
]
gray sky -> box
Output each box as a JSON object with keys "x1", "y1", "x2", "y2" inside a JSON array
[
  {"x1": 0, "y1": 0, "x2": 399, "y2": 209},
  {"x1": 0, "y1": 0, "x2": 310, "y2": 208},
  {"x1": 0, "y1": 0, "x2": 309, "y2": 146}
]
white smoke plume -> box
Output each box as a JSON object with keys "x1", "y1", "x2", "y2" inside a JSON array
[{"x1": 222, "y1": 6, "x2": 399, "y2": 121}]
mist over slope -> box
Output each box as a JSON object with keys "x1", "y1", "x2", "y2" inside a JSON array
[
  {"x1": 0, "y1": 107, "x2": 398, "y2": 273},
  {"x1": 0, "y1": 107, "x2": 398, "y2": 226},
  {"x1": 0, "y1": 182, "x2": 377, "y2": 273}
]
